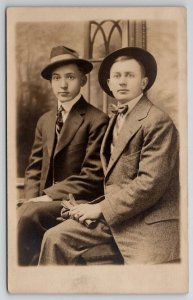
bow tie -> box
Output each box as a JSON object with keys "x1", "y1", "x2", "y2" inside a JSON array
[{"x1": 110, "y1": 104, "x2": 128, "y2": 115}]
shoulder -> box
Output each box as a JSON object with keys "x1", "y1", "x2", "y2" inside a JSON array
[
  {"x1": 36, "y1": 109, "x2": 55, "y2": 127},
  {"x1": 145, "y1": 99, "x2": 176, "y2": 129},
  {"x1": 84, "y1": 100, "x2": 109, "y2": 123},
  {"x1": 140, "y1": 98, "x2": 178, "y2": 142}
]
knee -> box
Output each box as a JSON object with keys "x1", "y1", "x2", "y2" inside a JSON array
[
  {"x1": 42, "y1": 221, "x2": 75, "y2": 248},
  {"x1": 18, "y1": 203, "x2": 43, "y2": 228},
  {"x1": 42, "y1": 226, "x2": 64, "y2": 246}
]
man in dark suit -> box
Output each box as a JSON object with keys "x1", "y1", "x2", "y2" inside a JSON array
[
  {"x1": 17, "y1": 45, "x2": 109, "y2": 265},
  {"x1": 38, "y1": 47, "x2": 180, "y2": 265}
]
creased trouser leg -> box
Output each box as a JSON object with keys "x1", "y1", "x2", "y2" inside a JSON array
[
  {"x1": 17, "y1": 201, "x2": 61, "y2": 266},
  {"x1": 39, "y1": 218, "x2": 114, "y2": 265}
]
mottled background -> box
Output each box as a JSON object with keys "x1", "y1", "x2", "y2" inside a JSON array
[{"x1": 16, "y1": 20, "x2": 178, "y2": 178}]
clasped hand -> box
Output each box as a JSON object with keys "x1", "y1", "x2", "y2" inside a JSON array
[{"x1": 69, "y1": 203, "x2": 102, "y2": 224}]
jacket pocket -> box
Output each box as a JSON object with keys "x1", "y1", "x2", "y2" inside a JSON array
[
  {"x1": 120, "y1": 151, "x2": 140, "y2": 179},
  {"x1": 67, "y1": 142, "x2": 87, "y2": 153},
  {"x1": 145, "y1": 213, "x2": 179, "y2": 224},
  {"x1": 121, "y1": 150, "x2": 141, "y2": 159}
]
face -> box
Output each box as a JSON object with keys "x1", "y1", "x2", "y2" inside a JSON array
[
  {"x1": 107, "y1": 59, "x2": 148, "y2": 104},
  {"x1": 51, "y1": 64, "x2": 86, "y2": 103}
]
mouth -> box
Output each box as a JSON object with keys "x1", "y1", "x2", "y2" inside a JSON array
[
  {"x1": 59, "y1": 92, "x2": 69, "y2": 96},
  {"x1": 117, "y1": 89, "x2": 129, "y2": 93}
]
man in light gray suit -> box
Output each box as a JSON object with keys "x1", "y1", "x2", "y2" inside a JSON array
[{"x1": 39, "y1": 47, "x2": 180, "y2": 265}]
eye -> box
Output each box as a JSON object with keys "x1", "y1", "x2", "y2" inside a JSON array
[
  {"x1": 52, "y1": 74, "x2": 60, "y2": 81},
  {"x1": 67, "y1": 74, "x2": 76, "y2": 80},
  {"x1": 127, "y1": 73, "x2": 135, "y2": 78},
  {"x1": 113, "y1": 74, "x2": 120, "y2": 79}
]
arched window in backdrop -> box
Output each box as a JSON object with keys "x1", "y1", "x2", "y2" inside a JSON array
[{"x1": 83, "y1": 20, "x2": 146, "y2": 114}]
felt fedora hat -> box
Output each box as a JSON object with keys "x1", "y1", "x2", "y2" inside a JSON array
[
  {"x1": 41, "y1": 45, "x2": 93, "y2": 80},
  {"x1": 98, "y1": 47, "x2": 157, "y2": 97}
]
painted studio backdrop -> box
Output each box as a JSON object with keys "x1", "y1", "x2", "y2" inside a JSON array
[{"x1": 16, "y1": 19, "x2": 179, "y2": 195}]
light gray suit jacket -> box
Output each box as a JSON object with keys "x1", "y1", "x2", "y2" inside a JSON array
[{"x1": 100, "y1": 96, "x2": 179, "y2": 263}]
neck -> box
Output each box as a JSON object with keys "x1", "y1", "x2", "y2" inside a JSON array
[
  {"x1": 58, "y1": 93, "x2": 81, "y2": 111},
  {"x1": 117, "y1": 93, "x2": 143, "y2": 106}
]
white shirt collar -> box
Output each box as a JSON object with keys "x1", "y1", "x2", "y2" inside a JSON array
[
  {"x1": 58, "y1": 93, "x2": 81, "y2": 112},
  {"x1": 117, "y1": 93, "x2": 143, "y2": 113}
]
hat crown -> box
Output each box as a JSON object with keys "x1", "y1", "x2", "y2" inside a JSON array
[
  {"x1": 50, "y1": 45, "x2": 79, "y2": 59},
  {"x1": 41, "y1": 45, "x2": 93, "y2": 80}
]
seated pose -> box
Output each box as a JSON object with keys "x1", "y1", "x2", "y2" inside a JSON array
[
  {"x1": 39, "y1": 47, "x2": 180, "y2": 265},
  {"x1": 17, "y1": 45, "x2": 109, "y2": 266}
]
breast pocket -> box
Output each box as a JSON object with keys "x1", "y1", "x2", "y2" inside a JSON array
[
  {"x1": 121, "y1": 150, "x2": 141, "y2": 179},
  {"x1": 67, "y1": 142, "x2": 87, "y2": 153}
]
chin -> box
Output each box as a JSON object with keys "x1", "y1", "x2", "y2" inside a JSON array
[
  {"x1": 59, "y1": 97, "x2": 72, "y2": 103},
  {"x1": 117, "y1": 97, "x2": 130, "y2": 103}
]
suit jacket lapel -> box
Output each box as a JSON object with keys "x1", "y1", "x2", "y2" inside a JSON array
[
  {"x1": 100, "y1": 114, "x2": 117, "y2": 174},
  {"x1": 46, "y1": 110, "x2": 57, "y2": 157},
  {"x1": 54, "y1": 97, "x2": 86, "y2": 156},
  {"x1": 106, "y1": 96, "x2": 152, "y2": 177}
]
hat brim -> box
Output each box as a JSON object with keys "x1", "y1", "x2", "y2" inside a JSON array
[
  {"x1": 98, "y1": 47, "x2": 157, "y2": 98},
  {"x1": 41, "y1": 58, "x2": 93, "y2": 80}
]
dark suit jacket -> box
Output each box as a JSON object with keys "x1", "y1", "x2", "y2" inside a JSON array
[
  {"x1": 24, "y1": 96, "x2": 109, "y2": 201},
  {"x1": 100, "y1": 96, "x2": 179, "y2": 263}
]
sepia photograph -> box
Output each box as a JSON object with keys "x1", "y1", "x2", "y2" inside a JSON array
[{"x1": 7, "y1": 6, "x2": 188, "y2": 294}]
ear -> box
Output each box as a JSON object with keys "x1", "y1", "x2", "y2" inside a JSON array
[
  {"x1": 141, "y1": 77, "x2": 149, "y2": 91},
  {"x1": 107, "y1": 78, "x2": 112, "y2": 91},
  {"x1": 80, "y1": 75, "x2": 87, "y2": 87}
]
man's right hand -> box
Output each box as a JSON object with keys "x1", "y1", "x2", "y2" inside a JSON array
[{"x1": 27, "y1": 195, "x2": 53, "y2": 202}]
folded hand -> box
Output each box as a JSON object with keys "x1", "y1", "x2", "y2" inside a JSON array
[{"x1": 69, "y1": 203, "x2": 102, "y2": 224}]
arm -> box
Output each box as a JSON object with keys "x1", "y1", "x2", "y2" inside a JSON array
[
  {"x1": 24, "y1": 118, "x2": 43, "y2": 200},
  {"x1": 44, "y1": 114, "x2": 109, "y2": 200},
  {"x1": 100, "y1": 113, "x2": 179, "y2": 226}
]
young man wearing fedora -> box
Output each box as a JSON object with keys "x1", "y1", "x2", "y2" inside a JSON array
[
  {"x1": 38, "y1": 47, "x2": 180, "y2": 265},
  {"x1": 17, "y1": 45, "x2": 109, "y2": 265}
]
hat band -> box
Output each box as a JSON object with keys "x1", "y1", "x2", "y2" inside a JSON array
[{"x1": 50, "y1": 53, "x2": 78, "y2": 64}]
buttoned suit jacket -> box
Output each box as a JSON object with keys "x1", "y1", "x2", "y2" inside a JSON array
[
  {"x1": 24, "y1": 96, "x2": 109, "y2": 201},
  {"x1": 100, "y1": 95, "x2": 179, "y2": 263}
]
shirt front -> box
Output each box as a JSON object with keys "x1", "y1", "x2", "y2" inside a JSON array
[
  {"x1": 57, "y1": 92, "x2": 81, "y2": 124},
  {"x1": 111, "y1": 93, "x2": 143, "y2": 153},
  {"x1": 116, "y1": 93, "x2": 143, "y2": 129}
]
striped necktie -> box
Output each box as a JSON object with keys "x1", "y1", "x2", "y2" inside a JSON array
[{"x1": 56, "y1": 105, "x2": 64, "y2": 135}]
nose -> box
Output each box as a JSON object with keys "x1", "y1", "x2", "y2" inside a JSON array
[
  {"x1": 60, "y1": 77, "x2": 68, "y2": 89},
  {"x1": 119, "y1": 75, "x2": 127, "y2": 86}
]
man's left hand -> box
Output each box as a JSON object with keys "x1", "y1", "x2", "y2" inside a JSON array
[{"x1": 69, "y1": 203, "x2": 102, "y2": 223}]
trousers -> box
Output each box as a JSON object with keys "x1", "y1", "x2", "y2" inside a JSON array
[
  {"x1": 18, "y1": 202, "x2": 179, "y2": 266},
  {"x1": 17, "y1": 201, "x2": 62, "y2": 265},
  {"x1": 17, "y1": 201, "x2": 117, "y2": 266},
  {"x1": 39, "y1": 218, "x2": 115, "y2": 265}
]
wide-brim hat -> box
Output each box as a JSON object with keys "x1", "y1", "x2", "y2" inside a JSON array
[
  {"x1": 41, "y1": 45, "x2": 93, "y2": 80},
  {"x1": 98, "y1": 47, "x2": 157, "y2": 97}
]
